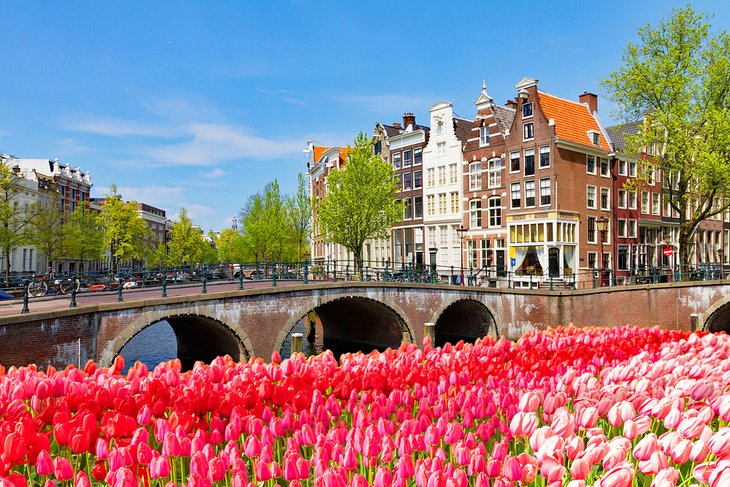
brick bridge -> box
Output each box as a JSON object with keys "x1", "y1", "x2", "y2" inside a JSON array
[{"x1": 0, "y1": 281, "x2": 728, "y2": 369}]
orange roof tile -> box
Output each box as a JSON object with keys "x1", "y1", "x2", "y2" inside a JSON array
[
  {"x1": 313, "y1": 146, "x2": 328, "y2": 164},
  {"x1": 537, "y1": 92, "x2": 611, "y2": 151}
]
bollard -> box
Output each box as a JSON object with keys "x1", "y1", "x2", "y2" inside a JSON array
[
  {"x1": 238, "y1": 270, "x2": 244, "y2": 290},
  {"x1": 291, "y1": 333, "x2": 303, "y2": 354},
  {"x1": 117, "y1": 279, "x2": 123, "y2": 302},
  {"x1": 303, "y1": 262, "x2": 309, "y2": 284},
  {"x1": 272, "y1": 273, "x2": 277, "y2": 287},
  {"x1": 21, "y1": 280, "x2": 29, "y2": 314},
  {"x1": 70, "y1": 276, "x2": 78, "y2": 308},
  {"x1": 690, "y1": 313, "x2": 699, "y2": 332},
  {"x1": 424, "y1": 322, "x2": 436, "y2": 346},
  {"x1": 162, "y1": 276, "x2": 168, "y2": 298},
  {"x1": 202, "y1": 274, "x2": 207, "y2": 294}
]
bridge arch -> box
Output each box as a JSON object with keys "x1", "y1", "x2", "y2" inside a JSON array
[
  {"x1": 101, "y1": 309, "x2": 253, "y2": 370},
  {"x1": 430, "y1": 298, "x2": 496, "y2": 347},
  {"x1": 275, "y1": 293, "x2": 416, "y2": 357},
  {"x1": 702, "y1": 295, "x2": 730, "y2": 334}
]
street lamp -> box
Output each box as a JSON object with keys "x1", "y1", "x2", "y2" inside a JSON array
[
  {"x1": 303, "y1": 251, "x2": 311, "y2": 284},
  {"x1": 596, "y1": 216, "x2": 609, "y2": 286},
  {"x1": 456, "y1": 225, "x2": 468, "y2": 285}
]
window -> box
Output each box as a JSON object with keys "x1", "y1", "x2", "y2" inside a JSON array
[
  {"x1": 540, "y1": 178, "x2": 551, "y2": 206},
  {"x1": 587, "y1": 185, "x2": 596, "y2": 209},
  {"x1": 618, "y1": 245, "x2": 629, "y2": 271},
  {"x1": 436, "y1": 121, "x2": 443, "y2": 135},
  {"x1": 414, "y1": 170, "x2": 422, "y2": 188},
  {"x1": 586, "y1": 155, "x2": 596, "y2": 175},
  {"x1": 403, "y1": 197, "x2": 412, "y2": 219},
  {"x1": 628, "y1": 219, "x2": 637, "y2": 238},
  {"x1": 647, "y1": 164, "x2": 655, "y2": 185},
  {"x1": 470, "y1": 200, "x2": 482, "y2": 228},
  {"x1": 619, "y1": 160, "x2": 627, "y2": 176},
  {"x1": 403, "y1": 172, "x2": 413, "y2": 191},
  {"x1": 450, "y1": 192, "x2": 459, "y2": 214},
  {"x1": 480, "y1": 126, "x2": 489, "y2": 146},
  {"x1": 618, "y1": 189, "x2": 627, "y2": 209},
  {"x1": 414, "y1": 148, "x2": 423, "y2": 165},
  {"x1": 449, "y1": 163, "x2": 458, "y2": 184},
  {"x1": 652, "y1": 193, "x2": 660, "y2": 215},
  {"x1": 587, "y1": 217, "x2": 596, "y2": 243},
  {"x1": 618, "y1": 219, "x2": 627, "y2": 238},
  {"x1": 641, "y1": 191, "x2": 649, "y2": 214},
  {"x1": 511, "y1": 182, "x2": 521, "y2": 209},
  {"x1": 600, "y1": 158, "x2": 610, "y2": 177},
  {"x1": 403, "y1": 150, "x2": 412, "y2": 167},
  {"x1": 522, "y1": 102, "x2": 533, "y2": 118},
  {"x1": 437, "y1": 142, "x2": 446, "y2": 154},
  {"x1": 438, "y1": 166, "x2": 446, "y2": 185},
  {"x1": 587, "y1": 251, "x2": 597, "y2": 269},
  {"x1": 439, "y1": 226, "x2": 447, "y2": 247},
  {"x1": 469, "y1": 162, "x2": 482, "y2": 190},
  {"x1": 539, "y1": 146, "x2": 550, "y2": 168},
  {"x1": 510, "y1": 152, "x2": 520, "y2": 172},
  {"x1": 374, "y1": 140, "x2": 382, "y2": 155},
  {"x1": 414, "y1": 196, "x2": 423, "y2": 218},
  {"x1": 525, "y1": 181, "x2": 535, "y2": 207},
  {"x1": 488, "y1": 159, "x2": 502, "y2": 188},
  {"x1": 427, "y1": 195, "x2": 435, "y2": 216},
  {"x1": 438, "y1": 193, "x2": 446, "y2": 215},
  {"x1": 629, "y1": 161, "x2": 637, "y2": 177},
  {"x1": 628, "y1": 191, "x2": 637, "y2": 210},
  {"x1": 523, "y1": 123, "x2": 534, "y2": 140},
  {"x1": 524, "y1": 148, "x2": 535, "y2": 176},
  {"x1": 591, "y1": 132, "x2": 601, "y2": 146},
  {"x1": 489, "y1": 197, "x2": 501, "y2": 227},
  {"x1": 393, "y1": 152, "x2": 401, "y2": 169},
  {"x1": 600, "y1": 187, "x2": 610, "y2": 210}
]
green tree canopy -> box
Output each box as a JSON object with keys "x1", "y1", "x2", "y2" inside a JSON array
[
  {"x1": 602, "y1": 5, "x2": 730, "y2": 268},
  {"x1": 316, "y1": 132, "x2": 403, "y2": 270},
  {"x1": 240, "y1": 180, "x2": 293, "y2": 262},
  {"x1": 27, "y1": 201, "x2": 66, "y2": 271},
  {"x1": 216, "y1": 227, "x2": 247, "y2": 263},
  {"x1": 166, "y1": 208, "x2": 208, "y2": 266},
  {"x1": 0, "y1": 156, "x2": 33, "y2": 281},
  {"x1": 287, "y1": 172, "x2": 311, "y2": 262},
  {"x1": 64, "y1": 203, "x2": 105, "y2": 273},
  {"x1": 98, "y1": 185, "x2": 150, "y2": 272}
]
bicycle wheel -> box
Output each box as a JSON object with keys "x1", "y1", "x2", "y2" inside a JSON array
[
  {"x1": 28, "y1": 281, "x2": 48, "y2": 297},
  {"x1": 58, "y1": 279, "x2": 80, "y2": 294}
]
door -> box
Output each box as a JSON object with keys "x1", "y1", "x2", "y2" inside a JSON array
[
  {"x1": 496, "y1": 250, "x2": 506, "y2": 277},
  {"x1": 549, "y1": 248, "x2": 560, "y2": 277}
]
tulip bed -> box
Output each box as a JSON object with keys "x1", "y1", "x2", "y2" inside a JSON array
[{"x1": 1, "y1": 326, "x2": 730, "y2": 487}]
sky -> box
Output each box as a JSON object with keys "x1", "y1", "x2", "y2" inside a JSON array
[{"x1": 1, "y1": 1, "x2": 729, "y2": 232}]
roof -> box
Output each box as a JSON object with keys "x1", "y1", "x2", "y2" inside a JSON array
[
  {"x1": 312, "y1": 146, "x2": 328, "y2": 164},
  {"x1": 453, "y1": 117, "x2": 473, "y2": 144},
  {"x1": 493, "y1": 105, "x2": 516, "y2": 133},
  {"x1": 606, "y1": 121, "x2": 642, "y2": 154},
  {"x1": 537, "y1": 91, "x2": 611, "y2": 151},
  {"x1": 380, "y1": 123, "x2": 430, "y2": 138}
]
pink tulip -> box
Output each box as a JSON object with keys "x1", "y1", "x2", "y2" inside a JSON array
[
  {"x1": 633, "y1": 433, "x2": 658, "y2": 461},
  {"x1": 709, "y1": 428, "x2": 730, "y2": 459},
  {"x1": 510, "y1": 411, "x2": 539, "y2": 437},
  {"x1": 75, "y1": 471, "x2": 91, "y2": 487},
  {"x1": 638, "y1": 450, "x2": 669, "y2": 475},
  {"x1": 693, "y1": 462, "x2": 716, "y2": 484},
  {"x1": 518, "y1": 391, "x2": 541, "y2": 413},
  {"x1": 54, "y1": 457, "x2": 74, "y2": 481},
  {"x1": 36, "y1": 450, "x2": 53, "y2": 476},
  {"x1": 709, "y1": 462, "x2": 730, "y2": 487},
  {"x1": 502, "y1": 456, "x2": 522, "y2": 482},
  {"x1": 576, "y1": 406, "x2": 599, "y2": 429},
  {"x1": 570, "y1": 456, "x2": 591, "y2": 480},
  {"x1": 596, "y1": 462, "x2": 634, "y2": 487},
  {"x1": 651, "y1": 467, "x2": 679, "y2": 487}
]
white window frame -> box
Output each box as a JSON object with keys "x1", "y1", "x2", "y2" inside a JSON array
[
  {"x1": 540, "y1": 178, "x2": 551, "y2": 206},
  {"x1": 586, "y1": 155, "x2": 596, "y2": 175},
  {"x1": 524, "y1": 148, "x2": 535, "y2": 176},
  {"x1": 641, "y1": 191, "x2": 649, "y2": 214},
  {"x1": 628, "y1": 219, "x2": 637, "y2": 238},
  {"x1": 511, "y1": 182, "x2": 521, "y2": 209},
  {"x1": 652, "y1": 192, "x2": 661, "y2": 215},
  {"x1": 587, "y1": 185, "x2": 596, "y2": 209},
  {"x1": 600, "y1": 158, "x2": 610, "y2": 178},
  {"x1": 619, "y1": 160, "x2": 627, "y2": 176},
  {"x1": 479, "y1": 126, "x2": 489, "y2": 146},
  {"x1": 628, "y1": 191, "x2": 637, "y2": 210},
  {"x1": 539, "y1": 146, "x2": 550, "y2": 168},
  {"x1": 414, "y1": 147, "x2": 422, "y2": 166},
  {"x1": 488, "y1": 197, "x2": 502, "y2": 227},
  {"x1": 393, "y1": 152, "x2": 401, "y2": 169},
  {"x1": 487, "y1": 158, "x2": 502, "y2": 189},
  {"x1": 522, "y1": 102, "x2": 533, "y2": 118},
  {"x1": 600, "y1": 187, "x2": 610, "y2": 211},
  {"x1": 470, "y1": 200, "x2": 482, "y2": 229},
  {"x1": 523, "y1": 122, "x2": 534, "y2": 141},
  {"x1": 524, "y1": 180, "x2": 536, "y2": 208},
  {"x1": 618, "y1": 219, "x2": 627, "y2": 238},
  {"x1": 403, "y1": 150, "x2": 412, "y2": 168},
  {"x1": 629, "y1": 161, "x2": 637, "y2": 177},
  {"x1": 469, "y1": 162, "x2": 481, "y2": 191},
  {"x1": 510, "y1": 151, "x2": 520, "y2": 173},
  {"x1": 618, "y1": 189, "x2": 627, "y2": 209}
]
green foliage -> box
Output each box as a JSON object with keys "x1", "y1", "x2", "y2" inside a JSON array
[
  {"x1": 98, "y1": 185, "x2": 150, "y2": 271},
  {"x1": 64, "y1": 203, "x2": 105, "y2": 272},
  {"x1": 287, "y1": 172, "x2": 312, "y2": 262},
  {"x1": 0, "y1": 156, "x2": 33, "y2": 280},
  {"x1": 167, "y1": 208, "x2": 208, "y2": 266},
  {"x1": 216, "y1": 227, "x2": 247, "y2": 263},
  {"x1": 315, "y1": 132, "x2": 403, "y2": 267},
  {"x1": 240, "y1": 180, "x2": 297, "y2": 262},
  {"x1": 603, "y1": 5, "x2": 730, "y2": 267},
  {"x1": 27, "y1": 201, "x2": 66, "y2": 269}
]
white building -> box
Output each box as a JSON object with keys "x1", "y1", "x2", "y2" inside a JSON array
[{"x1": 422, "y1": 101, "x2": 472, "y2": 273}]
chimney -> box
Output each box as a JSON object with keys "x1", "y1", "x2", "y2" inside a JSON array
[
  {"x1": 579, "y1": 92, "x2": 598, "y2": 114},
  {"x1": 506, "y1": 99, "x2": 517, "y2": 109},
  {"x1": 392, "y1": 122, "x2": 401, "y2": 129},
  {"x1": 403, "y1": 112, "x2": 416, "y2": 129}
]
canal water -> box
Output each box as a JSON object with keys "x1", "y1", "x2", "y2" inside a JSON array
[{"x1": 119, "y1": 318, "x2": 369, "y2": 373}]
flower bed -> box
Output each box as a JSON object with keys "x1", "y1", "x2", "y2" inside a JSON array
[{"x1": 1, "y1": 325, "x2": 729, "y2": 486}]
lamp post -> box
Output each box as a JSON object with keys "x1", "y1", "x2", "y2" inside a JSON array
[
  {"x1": 303, "y1": 251, "x2": 311, "y2": 284},
  {"x1": 596, "y1": 216, "x2": 609, "y2": 286},
  {"x1": 456, "y1": 225, "x2": 468, "y2": 285}
]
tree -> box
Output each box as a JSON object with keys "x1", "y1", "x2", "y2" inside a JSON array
[
  {"x1": 240, "y1": 180, "x2": 292, "y2": 262},
  {"x1": 316, "y1": 132, "x2": 403, "y2": 272},
  {"x1": 287, "y1": 172, "x2": 312, "y2": 261},
  {"x1": 166, "y1": 208, "x2": 207, "y2": 266},
  {"x1": 0, "y1": 155, "x2": 33, "y2": 282},
  {"x1": 27, "y1": 201, "x2": 66, "y2": 272},
  {"x1": 603, "y1": 6, "x2": 730, "y2": 268},
  {"x1": 98, "y1": 185, "x2": 150, "y2": 272},
  {"x1": 64, "y1": 203, "x2": 106, "y2": 273},
  {"x1": 216, "y1": 227, "x2": 247, "y2": 262}
]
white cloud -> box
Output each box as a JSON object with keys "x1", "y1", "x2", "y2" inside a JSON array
[
  {"x1": 0, "y1": 129, "x2": 10, "y2": 137},
  {"x1": 114, "y1": 185, "x2": 184, "y2": 209},
  {"x1": 204, "y1": 168, "x2": 226, "y2": 179},
  {"x1": 333, "y1": 93, "x2": 434, "y2": 112},
  {"x1": 283, "y1": 97, "x2": 308, "y2": 107},
  {"x1": 65, "y1": 117, "x2": 181, "y2": 138}
]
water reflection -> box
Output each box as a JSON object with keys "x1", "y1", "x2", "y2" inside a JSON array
[{"x1": 119, "y1": 320, "x2": 177, "y2": 374}]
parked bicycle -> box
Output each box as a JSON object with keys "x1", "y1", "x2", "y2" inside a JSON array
[{"x1": 27, "y1": 274, "x2": 81, "y2": 297}]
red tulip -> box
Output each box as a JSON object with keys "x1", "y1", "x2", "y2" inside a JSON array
[{"x1": 53, "y1": 457, "x2": 74, "y2": 482}]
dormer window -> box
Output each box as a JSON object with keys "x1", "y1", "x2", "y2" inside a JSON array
[
  {"x1": 589, "y1": 131, "x2": 601, "y2": 146},
  {"x1": 522, "y1": 102, "x2": 533, "y2": 118}
]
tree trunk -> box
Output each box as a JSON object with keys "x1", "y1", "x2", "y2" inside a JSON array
[{"x1": 678, "y1": 222, "x2": 695, "y2": 274}]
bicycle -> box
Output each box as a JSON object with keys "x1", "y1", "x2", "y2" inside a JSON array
[{"x1": 27, "y1": 274, "x2": 81, "y2": 297}]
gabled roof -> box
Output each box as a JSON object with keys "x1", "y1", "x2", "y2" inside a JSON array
[
  {"x1": 493, "y1": 105, "x2": 516, "y2": 133},
  {"x1": 606, "y1": 121, "x2": 642, "y2": 154},
  {"x1": 312, "y1": 146, "x2": 328, "y2": 164},
  {"x1": 453, "y1": 117, "x2": 473, "y2": 144},
  {"x1": 380, "y1": 123, "x2": 430, "y2": 138},
  {"x1": 537, "y1": 92, "x2": 611, "y2": 151}
]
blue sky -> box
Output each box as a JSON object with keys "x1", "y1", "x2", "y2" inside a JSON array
[{"x1": 1, "y1": 1, "x2": 729, "y2": 231}]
